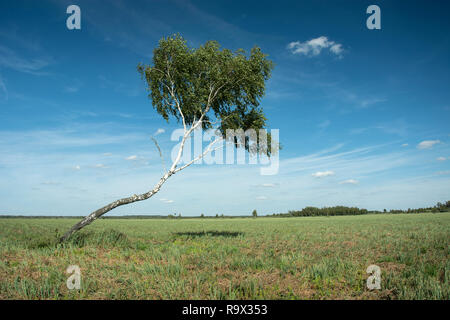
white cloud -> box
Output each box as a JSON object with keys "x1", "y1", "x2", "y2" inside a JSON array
[
  {"x1": 312, "y1": 170, "x2": 335, "y2": 178},
  {"x1": 125, "y1": 155, "x2": 138, "y2": 161},
  {"x1": 261, "y1": 183, "x2": 277, "y2": 187},
  {"x1": 330, "y1": 44, "x2": 343, "y2": 55},
  {"x1": 159, "y1": 198, "x2": 174, "y2": 204},
  {"x1": 154, "y1": 128, "x2": 165, "y2": 136},
  {"x1": 401, "y1": 143, "x2": 409, "y2": 147},
  {"x1": 417, "y1": 140, "x2": 440, "y2": 150},
  {"x1": 287, "y1": 36, "x2": 345, "y2": 57},
  {"x1": 340, "y1": 179, "x2": 359, "y2": 185},
  {"x1": 94, "y1": 163, "x2": 107, "y2": 169},
  {"x1": 256, "y1": 196, "x2": 267, "y2": 200},
  {"x1": 41, "y1": 181, "x2": 60, "y2": 186},
  {"x1": 73, "y1": 165, "x2": 81, "y2": 170},
  {"x1": 437, "y1": 157, "x2": 447, "y2": 161}
]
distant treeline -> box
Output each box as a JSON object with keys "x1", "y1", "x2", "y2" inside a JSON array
[
  {"x1": 272, "y1": 206, "x2": 368, "y2": 217},
  {"x1": 0, "y1": 215, "x2": 86, "y2": 219},
  {"x1": 388, "y1": 201, "x2": 450, "y2": 214},
  {"x1": 272, "y1": 201, "x2": 450, "y2": 217},
  {"x1": 1, "y1": 201, "x2": 449, "y2": 219}
]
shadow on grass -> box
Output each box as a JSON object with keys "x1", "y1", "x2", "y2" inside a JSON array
[
  {"x1": 65, "y1": 229, "x2": 130, "y2": 247},
  {"x1": 173, "y1": 230, "x2": 244, "y2": 238},
  {"x1": 26, "y1": 229, "x2": 130, "y2": 249}
]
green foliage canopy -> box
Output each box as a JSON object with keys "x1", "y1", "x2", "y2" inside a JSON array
[{"x1": 138, "y1": 34, "x2": 275, "y2": 155}]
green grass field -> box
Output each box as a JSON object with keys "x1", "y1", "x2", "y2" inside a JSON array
[{"x1": 0, "y1": 213, "x2": 449, "y2": 299}]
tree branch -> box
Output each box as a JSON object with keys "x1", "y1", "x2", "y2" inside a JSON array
[{"x1": 174, "y1": 136, "x2": 224, "y2": 173}]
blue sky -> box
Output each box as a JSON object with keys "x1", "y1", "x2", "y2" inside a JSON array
[{"x1": 0, "y1": 0, "x2": 449, "y2": 216}]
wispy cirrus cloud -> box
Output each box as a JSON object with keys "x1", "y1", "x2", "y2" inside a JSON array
[
  {"x1": 125, "y1": 155, "x2": 138, "y2": 161},
  {"x1": 98, "y1": 75, "x2": 142, "y2": 97},
  {"x1": 315, "y1": 83, "x2": 387, "y2": 113},
  {"x1": 358, "y1": 97, "x2": 387, "y2": 109},
  {"x1": 350, "y1": 119, "x2": 408, "y2": 137},
  {"x1": 64, "y1": 86, "x2": 79, "y2": 93},
  {"x1": 340, "y1": 179, "x2": 359, "y2": 185},
  {"x1": 287, "y1": 36, "x2": 345, "y2": 58},
  {"x1": 0, "y1": 75, "x2": 7, "y2": 100},
  {"x1": 51, "y1": 0, "x2": 264, "y2": 58},
  {"x1": 41, "y1": 181, "x2": 61, "y2": 186},
  {"x1": 339, "y1": 90, "x2": 386, "y2": 110},
  {"x1": 250, "y1": 183, "x2": 279, "y2": 189},
  {"x1": 318, "y1": 120, "x2": 331, "y2": 129},
  {"x1": 260, "y1": 183, "x2": 278, "y2": 188},
  {"x1": 93, "y1": 163, "x2": 108, "y2": 169},
  {"x1": 282, "y1": 142, "x2": 409, "y2": 180},
  {"x1": 0, "y1": 45, "x2": 53, "y2": 75},
  {"x1": 1, "y1": 126, "x2": 449, "y2": 215},
  {"x1": 0, "y1": 129, "x2": 148, "y2": 149},
  {"x1": 63, "y1": 79, "x2": 83, "y2": 93}
]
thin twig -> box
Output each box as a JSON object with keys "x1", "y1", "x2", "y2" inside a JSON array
[{"x1": 150, "y1": 136, "x2": 167, "y2": 173}]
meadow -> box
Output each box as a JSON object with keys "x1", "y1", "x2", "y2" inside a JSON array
[{"x1": 0, "y1": 213, "x2": 449, "y2": 300}]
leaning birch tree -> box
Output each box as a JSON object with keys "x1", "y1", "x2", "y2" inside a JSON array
[{"x1": 60, "y1": 34, "x2": 274, "y2": 242}]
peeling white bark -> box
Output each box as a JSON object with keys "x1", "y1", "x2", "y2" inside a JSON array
[{"x1": 60, "y1": 170, "x2": 173, "y2": 241}]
